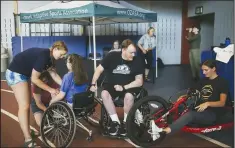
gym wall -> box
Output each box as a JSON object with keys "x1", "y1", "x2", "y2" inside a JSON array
[
  {"x1": 1, "y1": 1, "x2": 182, "y2": 65},
  {"x1": 188, "y1": 1, "x2": 234, "y2": 45}
]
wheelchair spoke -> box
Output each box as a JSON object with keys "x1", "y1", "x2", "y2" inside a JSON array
[{"x1": 44, "y1": 126, "x2": 54, "y2": 135}]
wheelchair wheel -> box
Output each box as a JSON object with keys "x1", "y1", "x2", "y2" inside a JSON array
[
  {"x1": 126, "y1": 96, "x2": 170, "y2": 147},
  {"x1": 40, "y1": 101, "x2": 76, "y2": 148}
]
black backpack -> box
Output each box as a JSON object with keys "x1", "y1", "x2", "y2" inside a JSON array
[{"x1": 157, "y1": 58, "x2": 165, "y2": 68}]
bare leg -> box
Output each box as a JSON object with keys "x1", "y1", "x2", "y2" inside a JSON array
[
  {"x1": 34, "y1": 112, "x2": 43, "y2": 127},
  {"x1": 101, "y1": 90, "x2": 120, "y2": 124},
  {"x1": 10, "y1": 81, "x2": 33, "y2": 145},
  {"x1": 123, "y1": 93, "x2": 134, "y2": 122}
]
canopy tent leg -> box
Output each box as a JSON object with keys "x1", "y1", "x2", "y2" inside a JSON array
[
  {"x1": 88, "y1": 25, "x2": 91, "y2": 54},
  {"x1": 92, "y1": 16, "x2": 97, "y2": 96},
  {"x1": 20, "y1": 22, "x2": 23, "y2": 52}
]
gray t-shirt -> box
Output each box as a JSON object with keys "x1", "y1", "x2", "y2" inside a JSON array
[{"x1": 138, "y1": 34, "x2": 156, "y2": 49}]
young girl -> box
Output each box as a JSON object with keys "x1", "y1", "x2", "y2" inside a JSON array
[
  {"x1": 5, "y1": 41, "x2": 68, "y2": 147},
  {"x1": 153, "y1": 59, "x2": 229, "y2": 137},
  {"x1": 31, "y1": 71, "x2": 59, "y2": 127},
  {"x1": 50, "y1": 54, "x2": 88, "y2": 106}
]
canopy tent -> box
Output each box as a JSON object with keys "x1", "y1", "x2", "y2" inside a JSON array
[
  {"x1": 20, "y1": 1, "x2": 157, "y2": 24},
  {"x1": 19, "y1": 0, "x2": 158, "y2": 78}
]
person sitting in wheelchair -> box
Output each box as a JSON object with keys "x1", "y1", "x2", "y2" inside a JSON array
[
  {"x1": 50, "y1": 54, "x2": 88, "y2": 106},
  {"x1": 90, "y1": 39, "x2": 144, "y2": 137},
  {"x1": 154, "y1": 59, "x2": 230, "y2": 135},
  {"x1": 31, "y1": 71, "x2": 60, "y2": 131}
]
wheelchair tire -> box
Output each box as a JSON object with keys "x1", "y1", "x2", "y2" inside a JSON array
[
  {"x1": 126, "y1": 96, "x2": 170, "y2": 147},
  {"x1": 40, "y1": 101, "x2": 76, "y2": 148}
]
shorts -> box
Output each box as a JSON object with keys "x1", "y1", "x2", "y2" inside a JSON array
[
  {"x1": 5, "y1": 69, "x2": 29, "y2": 86},
  {"x1": 102, "y1": 83, "x2": 142, "y2": 99},
  {"x1": 31, "y1": 99, "x2": 49, "y2": 114}
]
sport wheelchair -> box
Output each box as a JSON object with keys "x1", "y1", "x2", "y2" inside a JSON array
[
  {"x1": 126, "y1": 89, "x2": 234, "y2": 147},
  {"x1": 39, "y1": 87, "x2": 148, "y2": 147}
]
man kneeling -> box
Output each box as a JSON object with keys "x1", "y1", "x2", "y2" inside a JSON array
[{"x1": 90, "y1": 39, "x2": 144, "y2": 136}]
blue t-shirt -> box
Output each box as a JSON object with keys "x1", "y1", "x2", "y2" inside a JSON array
[
  {"x1": 8, "y1": 48, "x2": 52, "y2": 77},
  {"x1": 60, "y1": 72, "x2": 88, "y2": 103}
]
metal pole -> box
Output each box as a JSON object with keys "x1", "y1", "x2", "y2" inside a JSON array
[
  {"x1": 92, "y1": 16, "x2": 97, "y2": 96},
  {"x1": 92, "y1": 16, "x2": 97, "y2": 72},
  {"x1": 155, "y1": 21, "x2": 158, "y2": 78},
  {"x1": 88, "y1": 26, "x2": 91, "y2": 54},
  {"x1": 19, "y1": 16, "x2": 23, "y2": 52}
]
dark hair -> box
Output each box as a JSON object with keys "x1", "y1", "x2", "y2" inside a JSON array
[
  {"x1": 111, "y1": 40, "x2": 120, "y2": 50},
  {"x1": 121, "y1": 39, "x2": 134, "y2": 49},
  {"x1": 67, "y1": 54, "x2": 88, "y2": 85},
  {"x1": 39, "y1": 71, "x2": 52, "y2": 82},
  {"x1": 202, "y1": 59, "x2": 217, "y2": 69},
  {"x1": 147, "y1": 27, "x2": 155, "y2": 34}
]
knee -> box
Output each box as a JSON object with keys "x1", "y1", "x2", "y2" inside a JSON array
[
  {"x1": 124, "y1": 93, "x2": 134, "y2": 103},
  {"x1": 101, "y1": 90, "x2": 111, "y2": 101},
  {"x1": 18, "y1": 103, "x2": 30, "y2": 111}
]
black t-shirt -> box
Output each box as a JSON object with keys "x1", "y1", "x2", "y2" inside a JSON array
[
  {"x1": 193, "y1": 76, "x2": 229, "y2": 115},
  {"x1": 101, "y1": 52, "x2": 144, "y2": 85},
  {"x1": 8, "y1": 48, "x2": 53, "y2": 77}
]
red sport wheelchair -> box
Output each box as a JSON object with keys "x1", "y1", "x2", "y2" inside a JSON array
[{"x1": 126, "y1": 89, "x2": 234, "y2": 147}]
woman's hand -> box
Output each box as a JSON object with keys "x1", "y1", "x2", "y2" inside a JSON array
[
  {"x1": 195, "y1": 102, "x2": 209, "y2": 112},
  {"x1": 142, "y1": 49, "x2": 147, "y2": 54},
  {"x1": 49, "y1": 88, "x2": 59, "y2": 96}
]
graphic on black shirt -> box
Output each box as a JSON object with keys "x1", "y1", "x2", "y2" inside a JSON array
[
  {"x1": 201, "y1": 85, "x2": 213, "y2": 100},
  {"x1": 112, "y1": 64, "x2": 131, "y2": 75}
]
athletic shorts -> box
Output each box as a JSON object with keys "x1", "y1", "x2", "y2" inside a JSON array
[
  {"x1": 102, "y1": 83, "x2": 142, "y2": 99},
  {"x1": 5, "y1": 69, "x2": 29, "y2": 86}
]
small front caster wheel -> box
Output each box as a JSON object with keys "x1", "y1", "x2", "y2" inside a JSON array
[{"x1": 86, "y1": 136, "x2": 93, "y2": 141}]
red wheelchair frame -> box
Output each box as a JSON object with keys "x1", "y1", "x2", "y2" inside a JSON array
[{"x1": 154, "y1": 95, "x2": 234, "y2": 134}]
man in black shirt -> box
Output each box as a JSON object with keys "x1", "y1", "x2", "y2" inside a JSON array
[{"x1": 90, "y1": 39, "x2": 144, "y2": 136}]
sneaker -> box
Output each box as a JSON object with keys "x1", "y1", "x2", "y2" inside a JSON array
[
  {"x1": 150, "y1": 120, "x2": 162, "y2": 141},
  {"x1": 135, "y1": 109, "x2": 144, "y2": 125},
  {"x1": 119, "y1": 122, "x2": 127, "y2": 137},
  {"x1": 145, "y1": 77, "x2": 151, "y2": 82},
  {"x1": 108, "y1": 121, "x2": 120, "y2": 136}
]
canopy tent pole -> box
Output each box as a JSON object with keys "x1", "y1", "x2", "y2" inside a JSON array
[
  {"x1": 92, "y1": 16, "x2": 97, "y2": 73},
  {"x1": 19, "y1": 21, "x2": 23, "y2": 52},
  {"x1": 88, "y1": 25, "x2": 91, "y2": 54},
  {"x1": 92, "y1": 16, "x2": 97, "y2": 96}
]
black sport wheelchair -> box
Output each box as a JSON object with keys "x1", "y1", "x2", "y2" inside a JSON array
[{"x1": 39, "y1": 87, "x2": 148, "y2": 147}]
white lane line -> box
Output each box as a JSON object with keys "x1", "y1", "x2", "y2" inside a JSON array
[
  {"x1": 1, "y1": 109, "x2": 55, "y2": 147},
  {"x1": 193, "y1": 133, "x2": 231, "y2": 148},
  {"x1": 2, "y1": 87, "x2": 231, "y2": 148},
  {"x1": 1, "y1": 89, "x2": 13, "y2": 93},
  {"x1": 125, "y1": 138, "x2": 140, "y2": 147}
]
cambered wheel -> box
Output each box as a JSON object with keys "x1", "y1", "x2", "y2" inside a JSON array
[
  {"x1": 126, "y1": 96, "x2": 170, "y2": 147},
  {"x1": 40, "y1": 101, "x2": 76, "y2": 148}
]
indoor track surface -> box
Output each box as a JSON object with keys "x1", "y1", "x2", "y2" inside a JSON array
[{"x1": 1, "y1": 79, "x2": 232, "y2": 147}]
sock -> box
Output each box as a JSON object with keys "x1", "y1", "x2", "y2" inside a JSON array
[
  {"x1": 123, "y1": 113, "x2": 128, "y2": 123},
  {"x1": 110, "y1": 114, "x2": 120, "y2": 124}
]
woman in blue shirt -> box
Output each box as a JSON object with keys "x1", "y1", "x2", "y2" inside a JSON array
[{"x1": 50, "y1": 54, "x2": 88, "y2": 106}]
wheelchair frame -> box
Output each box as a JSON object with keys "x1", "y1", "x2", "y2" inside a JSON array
[{"x1": 40, "y1": 88, "x2": 148, "y2": 148}]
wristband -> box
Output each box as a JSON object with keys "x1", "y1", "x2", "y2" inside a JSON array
[
  {"x1": 91, "y1": 84, "x2": 96, "y2": 86},
  {"x1": 122, "y1": 85, "x2": 126, "y2": 91}
]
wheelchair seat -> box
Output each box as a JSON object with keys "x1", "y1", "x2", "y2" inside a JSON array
[
  {"x1": 72, "y1": 91, "x2": 97, "y2": 117},
  {"x1": 113, "y1": 88, "x2": 148, "y2": 107}
]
